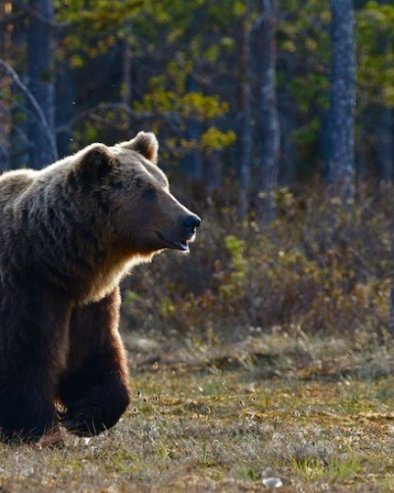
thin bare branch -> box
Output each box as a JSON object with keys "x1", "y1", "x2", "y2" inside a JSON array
[
  {"x1": 56, "y1": 102, "x2": 180, "y2": 134},
  {"x1": 0, "y1": 58, "x2": 57, "y2": 162}
]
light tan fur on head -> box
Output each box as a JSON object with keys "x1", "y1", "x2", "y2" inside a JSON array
[{"x1": 118, "y1": 131, "x2": 159, "y2": 164}]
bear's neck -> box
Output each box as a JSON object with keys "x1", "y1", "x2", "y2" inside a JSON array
[
  {"x1": 11, "y1": 187, "x2": 144, "y2": 302},
  {"x1": 77, "y1": 251, "x2": 154, "y2": 305}
]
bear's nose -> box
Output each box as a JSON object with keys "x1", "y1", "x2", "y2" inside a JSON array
[{"x1": 184, "y1": 214, "x2": 201, "y2": 231}]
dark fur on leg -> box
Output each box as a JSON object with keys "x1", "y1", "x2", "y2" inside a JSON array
[
  {"x1": 60, "y1": 375, "x2": 129, "y2": 436},
  {"x1": 0, "y1": 282, "x2": 71, "y2": 442},
  {"x1": 0, "y1": 392, "x2": 57, "y2": 443},
  {"x1": 58, "y1": 287, "x2": 130, "y2": 436}
]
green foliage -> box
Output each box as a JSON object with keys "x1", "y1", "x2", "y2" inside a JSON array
[
  {"x1": 53, "y1": 0, "x2": 238, "y2": 160},
  {"x1": 279, "y1": 0, "x2": 331, "y2": 154},
  {"x1": 357, "y1": 2, "x2": 394, "y2": 107},
  {"x1": 55, "y1": 0, "x2": 144, "y2": 30},
  {"x1": 132, "y1": 89, "x2": 235, "y2": 156},
  {"x1": 278, "y1": 0, "x2": 394, "y2": 160},
  {"x1": 218, "y1": 235, "x2": 247, "y2": 301},
  {"x1": 200, "y1": 127, "x2": 236, "y2": 151},
  {"x1": 6, "y1": 0, "x2": 394, "y2": 179},
  {"x1": 134, "y1": 90, "x2": 229, "y2": 121}
]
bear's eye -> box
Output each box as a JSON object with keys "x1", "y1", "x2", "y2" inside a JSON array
[{"x1": 142, "y1": 187, "x2": 156, "y2": 201}]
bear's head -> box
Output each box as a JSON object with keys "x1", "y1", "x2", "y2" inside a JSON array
[{"x1": 73, "y1": 132, "x2": 201, "y2": 257}]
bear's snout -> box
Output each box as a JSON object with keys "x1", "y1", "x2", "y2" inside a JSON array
[
  {"x1": 155, "y1": 211, "x2": 201, "y2": 252},
  {"x1": 183, "y1": 214, "x2": 201, "y2": 236}
]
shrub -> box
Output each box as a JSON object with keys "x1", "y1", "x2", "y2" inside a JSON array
[{"x1": 121, "y1": 185, "x2": 392, "y2": 339}]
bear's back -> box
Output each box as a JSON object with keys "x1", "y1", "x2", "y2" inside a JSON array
[{"x1": 0, "y1": 169, "x2": 36, "y2": 211}]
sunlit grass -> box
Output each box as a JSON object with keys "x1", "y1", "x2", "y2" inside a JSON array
[
  {"x1": 0, "y1": 334, "x2": 392, "y2": 492},
  {"x1": 292, "y1": 455, "x2": 362, "y2": 483}
]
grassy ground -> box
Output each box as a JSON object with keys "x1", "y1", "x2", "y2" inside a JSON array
[{"x1": 0, "y1": 332, "x2": 393, "y2": 492}]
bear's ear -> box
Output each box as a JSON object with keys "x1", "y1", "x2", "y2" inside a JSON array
[
  {"x1": 75, "y1": 143, "x2": 116, "y2": 182},
  {"x1": 121, "y1": 131, "x2": 159, "y2": 164}
]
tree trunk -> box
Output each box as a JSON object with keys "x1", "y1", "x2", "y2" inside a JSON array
[
  {"x1": 0, "y1": 0, "x2": 12, "y2": 171},
  {"x1": 257, "y1": 0, "x2": 280, "y2": 224},
  {"x1": 390, "y1": 216, "x2": 394, "y2": 337},
  {"x1": 356, "y1": 118, "x2": 366, "y2": 182},
  {"x1": 56, "y1": 59, "x2": 75, "y2": 159},
  {"x1": 204, "y1": 150, "x2": 222, "y2": 195},
  {"x1": 328, "y1": 0, "x2": 355, "y2": 202},
  {"x1": 375, "y1": 108, "x2": 393, "y2": 183},
  {"x1": 180, "y1": 77, "x2": 202, "y2": 188},
  {"x1": 279, "y1": 54, "x2": 296, "y2": 186},
  {"x1": 239, "y1": 1, "x2": 252, "y2": 218},
  {"x1": 119, "y1": 23, "x2": 134, "y2": 139},
  {"x1": 121, "y1": 25, "x2": 133, "y2": 109},
  {"x1": 27, "y1": 0, "x2": 57, "y2": 168}
]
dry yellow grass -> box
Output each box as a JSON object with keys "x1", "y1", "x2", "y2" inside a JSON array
[{"x1": 0, "y1": 332, "x2": 393, "y2": 492}]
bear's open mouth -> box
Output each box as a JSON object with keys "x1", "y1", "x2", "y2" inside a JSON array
[{"x1": 156, "y1": 232, "x2": 189, "y2": 251}]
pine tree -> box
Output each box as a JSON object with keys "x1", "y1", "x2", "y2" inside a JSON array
[
  {"x1": 257, "y1": 0, "x2": 280, "y2": 223},
  {"x1": 328, "y1": 0, "x2": 356, "y2": 202},
  {"x1": 27, "y1": 0, "x2": 57, "y2": 168}
]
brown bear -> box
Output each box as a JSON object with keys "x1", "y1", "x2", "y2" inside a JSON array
[{"x1": 0, "y1": 132, "x2": 200, "y2": 441}]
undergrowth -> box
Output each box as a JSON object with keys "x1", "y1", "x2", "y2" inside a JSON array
[
  {"x1": 122, "y1": 186, "x2": 393, "y2": 340},
  {"x1": 1, "y1": 186, "x2": 393, "y2": 492}
]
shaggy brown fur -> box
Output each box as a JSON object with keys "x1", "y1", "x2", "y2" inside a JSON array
[{"x1": 0, "y1": 132, "x2": 200, "y2": 441}]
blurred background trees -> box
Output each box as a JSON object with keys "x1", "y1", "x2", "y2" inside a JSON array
[
  {"x1": 1, "y1": 0, "x2": 393, "y2": 198},
  {"x1": 328, "y1": 0, "x2": 355, "y2": 202},
  {"x1": 27, "y1": 0, "x2": 57, "y2": 167},
  {"x1": 0, "y1": 0, "x2": 393, "y2": 338}
]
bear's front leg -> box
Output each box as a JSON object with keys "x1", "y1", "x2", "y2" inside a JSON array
[
  {"x1": 0, "y1": 285, "x2": 71, "y2": 442},
  {"x1": 58, "y1": 287, "x2": 130, "y2": 436},
  {"x1": 0, "y1": 388, "x2": 56, "y2": 442}
]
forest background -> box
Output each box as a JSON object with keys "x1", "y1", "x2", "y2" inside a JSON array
[
  {"x1": 0, "y1": 0, "x2": 394, "y2": 336},
  {"x1": 0, "y1": 2, "x2": 393, "y2": 490},
  {"x1": 2, "y1": 0, "x2": 392, "y2": 340}
]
